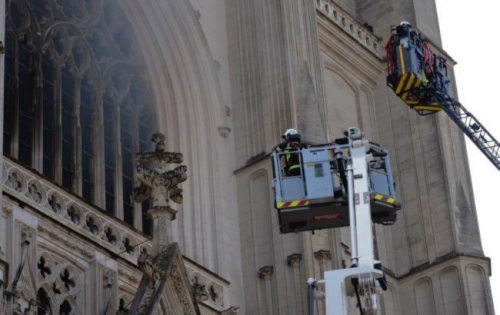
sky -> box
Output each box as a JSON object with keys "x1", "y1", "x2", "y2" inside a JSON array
[{"x1": 435, "y1": 0, "x2": 500, "y2": 309}]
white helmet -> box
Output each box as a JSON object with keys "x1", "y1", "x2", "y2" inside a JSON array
[
  {"x1": 283, "y1": 128, "x2": 298, "y2": 138},
  {"x1": 400, "y1": 20, "x2": 412, "y2": 28},
  {"x1": 282, "y1": 128, "x2": 299, "y2": 141}
]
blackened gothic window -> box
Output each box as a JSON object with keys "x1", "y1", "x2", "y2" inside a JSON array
[{"x1": 4, "y1": 0, "x2": 157, "y2": 232}]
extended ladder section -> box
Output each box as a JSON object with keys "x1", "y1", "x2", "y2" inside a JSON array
[
  {"x1": 386, "y1": 24, "x2": 500, "y2": 171},
  {"x1": 272, "y1": 133, "x2": 401, "y2": 234}
]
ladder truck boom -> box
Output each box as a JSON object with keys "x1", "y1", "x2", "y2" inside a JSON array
[
  {"x1": 385, "y1": 23, "x2": 500, "y2": 170},
  {"x1": 435, "y1": 94, "x2": 500, "y2": 170}
]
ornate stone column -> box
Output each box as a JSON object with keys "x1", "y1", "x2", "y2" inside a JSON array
[
  {"x1": 130, "y1": 133, "x2": 190, "y2": 314},
  {"x1": 133, "y1": 133, "x2": 187, "y2": 255},
  {"x1": 258, "y1": 266, "x2": 274, "y2": 315},
  {"x1": 287, "y1": 253, "x2": 303, "y2": 315}
]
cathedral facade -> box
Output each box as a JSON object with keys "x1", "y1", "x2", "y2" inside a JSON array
[{"x1": 0, "y1": 0, "x2": 494, "y2": 314}]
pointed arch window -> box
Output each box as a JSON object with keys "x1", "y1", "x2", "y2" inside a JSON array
[{"x1": 4, "y1": 0, "x2": 157, "y2": 233}]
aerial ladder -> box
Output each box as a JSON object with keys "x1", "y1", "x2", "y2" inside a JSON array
[
  {"x1": 386, "y1": 22, "x2": 500, "y2": 171},
  {"x1": 271, "y1": 127, "x2": 398, "y2": 314}
]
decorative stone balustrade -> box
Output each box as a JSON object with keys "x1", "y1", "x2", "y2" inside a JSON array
[
  {"x1": 3, "y1": 157, "x2": 146, "y2": 263},
  {"x1": 315, "y1": 0, "x2": 381, "y2": 57},
  {"x1": 2, "y1": 157, "x2": 230, "y2": 310}
]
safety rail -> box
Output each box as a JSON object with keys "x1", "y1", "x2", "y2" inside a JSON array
[{"x1": 272, "y1": 140, "x2": 400, "y2": 233}]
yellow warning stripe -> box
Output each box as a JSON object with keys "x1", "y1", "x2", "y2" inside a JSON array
[
  {"x1": 396, "y1": 72, "x2": 421, "y2": 97},
  {"x1": 412, "y1": 105, "x2": 442, "y2": 111},
  {"x1": 404, "y1": 73, "x2": 417, "y2": 91},
  {"x1": 395, "y1": 73, "x2": 408, "y2": 94},
  {"x1": 277, "y1": 200, "x2": 309, "y2": 209},
  {"x1": 405, "y1": 100, "x2": 420, "y2": 105},
  {"x1": 371, "y1": 193, "x2": 396, "y2": 204}
]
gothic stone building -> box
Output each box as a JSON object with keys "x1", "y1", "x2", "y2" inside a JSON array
[{"x1": 0, "y1": 0, "x2": 495, "y2": 314}]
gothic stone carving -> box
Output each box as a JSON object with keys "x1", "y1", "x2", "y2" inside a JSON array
[
  {"x1": 258, "y1": 266, "x2": 274, "y2": 280},
  {"x1": 190, "y1": 276, "x2": 209, "y2": 302},
  {"x1": 134, "y1": 133, "x2": 187, "y2": 220},
  {"x1": 287, "y1": 253, "x2": 303, "y2": 268},
  {"x1": 217, "y1": 127, "x2": 232, "y2": 139},
  {"x1": 314, "y1": 250, "x2": 332, "y2": 263}
]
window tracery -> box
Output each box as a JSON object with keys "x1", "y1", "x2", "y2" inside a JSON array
[
  {"x1": 37, "y1": 252, "x2": 84, "y2": 314},
  {"x1": 38, "y1": 256, "x2": 52, "y2": 279},
  {"x1": 4, "y1": 0, "x2": 157, "y2": 233}
]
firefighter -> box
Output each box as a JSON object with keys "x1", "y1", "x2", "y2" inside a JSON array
[
  {"x1": 396, "y1": 21, "x2": 412, "y2": 48},
  {"x1": 275, "y1": 129, "x2": 302, "y2": 176}
]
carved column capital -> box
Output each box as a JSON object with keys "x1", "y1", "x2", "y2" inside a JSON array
[
  {"x1": 314, "y1": 250, "x2": 331, "y2": 263},
  {"x1": 287, "y1": 253, "x2": 302, "y2": 268},
  {"x1": 258, "y1": 266, "x2": 274, "y2": 280},
  {"x1": 218, "y1": 127, "x2": 232, "y2": 138}
]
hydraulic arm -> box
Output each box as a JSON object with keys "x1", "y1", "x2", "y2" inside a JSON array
[
  {"x1": 305, "y1": 128, "x2": 388, "y2": 315},
  {"x1": 386, "y1": 23, "x2": 500, "y2": 170}
]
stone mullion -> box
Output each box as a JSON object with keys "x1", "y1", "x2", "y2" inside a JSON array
[
  {"x1": 131, "y1": 103, "x2": 142, "y2": 230},
  {"x1": 114, "y1": 101, "x2": 124, "y2": 220},
  {"x1": 258, "y1": 266, "x2": 274, "y2": 315},
  {"x1": 32, "y1": 52, "x2": 44, "y2": 172},
  {"x1": 74, "y1": 76, "x2": 83, "y2": 196},
  {"x1": 54, "y1": 62, "x2": 64, "y2": 185},
  {"x1": 94, "y1": 85, "x2": 106, "y2": 209},
  {"x1": 11, "y1": 33, "x2": 21, "y2": 160}
]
